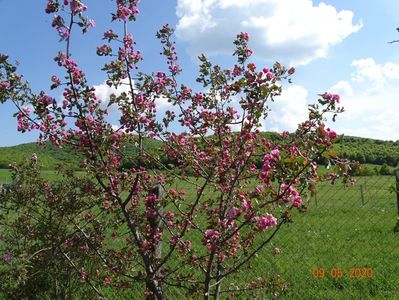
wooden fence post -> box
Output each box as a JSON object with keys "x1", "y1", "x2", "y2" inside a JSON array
[
  {"x1": 150, "y1": 183, "x2": 164, "y2": 261},
  {"x1": 360, "y1": 184, "x2": 365, "y2": 206},
  {"x1": 395, "y1": 170, "x2": 399, "y2": 216}
]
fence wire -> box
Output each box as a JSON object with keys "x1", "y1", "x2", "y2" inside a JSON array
[
  {"x1": 1, "y1": 175, "x2": 398, "y2": 299},
  {"x1": 233, "y1": 175, "x2": 399, "y2": 299}
]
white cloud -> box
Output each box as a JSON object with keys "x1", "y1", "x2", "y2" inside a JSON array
[
  {"x1": 351, "y1": 58, "x2": 399, "y2": 92},
  {"x1": 176, "y1": 0, "x2": 362, "y2": 66},
  {"x1": 93, "y1": 79, "x2": 172, "y2": 112},
  {"x1": 154, "y1": 95, "x2": 172, "y2": 108},
  {"x1": 93, "y1": 79, "x2": 131, "y2": 111},
  {"x1": 327, "y1": 58, "x2": 399, "y2": 141},
  {"x1": 329, "y1": 80, "x2": 353, "y2": 96},
  {"x1": 257, "y1": 57, "x2": 399, "y2": 141},
  {"x1": 264, "y1": 84, "x2": 309, "y2": 132}
]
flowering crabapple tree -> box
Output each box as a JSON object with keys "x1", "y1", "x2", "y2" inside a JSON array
[{"x1": 0, "y1": 1, "x2": 353, "y2": 299}]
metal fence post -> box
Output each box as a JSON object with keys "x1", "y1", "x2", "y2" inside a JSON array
[{"x1": 396, "y1": 170, "x2": 399, "y2": 215}]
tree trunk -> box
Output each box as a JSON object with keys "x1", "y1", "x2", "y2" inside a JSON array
[
  {"x1": 146, "y1": 183, "x2": 165, "y2": 299},
  {"x1": 145, "y1": 276, "x2": 164, "y2": 300}
]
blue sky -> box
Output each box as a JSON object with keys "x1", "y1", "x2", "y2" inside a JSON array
[{"x1": 1, "y1": 0, "x2": 399, "y2": 146}]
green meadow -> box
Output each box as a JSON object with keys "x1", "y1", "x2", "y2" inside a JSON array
[
  {"x1": 229, "y1": 176, "x2": 399, "y2": 299},
  {"x1": 0, "y1": 170, "x2": 398, "y2": 299}
]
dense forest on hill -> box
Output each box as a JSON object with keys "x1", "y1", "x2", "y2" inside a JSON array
[
  {"x1": 257, "y1": 133, "x2": 399, "y2": 168},
  {"x1": 0, "y1": 134, "x2": 398, "y2": 172},
  {"x1": 333, "y1": 136, "x2": 399, "y2": 167}
]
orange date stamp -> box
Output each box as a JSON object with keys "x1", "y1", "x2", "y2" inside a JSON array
[{"x1": 312, "y1": 268, "x2": 373, "y2": 279}]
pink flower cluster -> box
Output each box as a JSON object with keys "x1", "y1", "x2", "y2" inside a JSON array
[
  {"x1": 96, "y1": 44, "x2": 112, "y2": 56},
  {"x1": 326, "y1": 128, "x2": 337, "y2": 139},
  {"x1": 70, "y1": 0, "x2": 88, "y2": 15},
  {"x1": 255, "y1": 213, "x2": 277, "y2": 231},
  {"x1": 238, "y1": 32, "x2": 249, "y2": 41},
  {"x1": 0, "y1": 81, "x2": 10, "y2": 89},
  {"x1": 54, "y1": 53, "x2": 85, "y2": 84},
  {"x1": 17, "y1": 107, "x2": 32, "y2": 132},
  {"x1": 45, "y1": 0, "x2": 59, "y2": 14},
  {"x1": 322, "y1": 92, "x2": 340, "y2": 103},
  {"x1": 260, "y1": 149, "x2": 280, "y2": 186},
  {"x1": 115, "y1": 0, "x2": 140, "y2": 21},
  {"x1": 37, "y1": 94, "x2": 54, "y2": 106},
  {"x1": 203, "y1": 229, "x2": 221, "y2": 252},
  {"x1": 279, "y1": 183, "x2": 302, "y2": 207},
  {"x1": 315, "y1": 126, "x2": 338, "y2": 148},
  {"x1": 103, "y1": 29, "x2": 118, "y2": 41}
]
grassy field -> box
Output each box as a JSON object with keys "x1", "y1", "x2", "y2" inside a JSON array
[
  {"x1": 98, "y1": 175, "x2": 399, "y2": 299},
  {"x1": 232, "y1": 176, "x2": 399, "y2": 299},
  {"x1": 0, "y1": 169, "x2": 84, "y2": 183},
  {"x1": 1, "y1": 170, "x2": 398, "y2": 299}
]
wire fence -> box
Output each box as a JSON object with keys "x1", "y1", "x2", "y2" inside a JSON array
[
  {"x1": 234, "y1": 175, "x2": 399, "y2": 299},
  {"x1": 1, "y1": 173, "x2": 398, "y2": 299}
]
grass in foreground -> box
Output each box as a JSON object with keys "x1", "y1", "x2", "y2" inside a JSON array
[{"x1": 0, "y1": 171, "x2": 398, "y2": 299}]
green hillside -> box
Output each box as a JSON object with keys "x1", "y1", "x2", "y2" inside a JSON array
[
  {"x1": 333, "y1": 135, "x2": 399, "y2": 166},
  {"x1": 0, "y1": 138, "x2": 164, "y2": 170},
  {"x1": 0, "y1": 134, "x2": 398, "y2": 170},
  {"x1": 0, "y1": 142, "x2": 81, "y2": 170}
]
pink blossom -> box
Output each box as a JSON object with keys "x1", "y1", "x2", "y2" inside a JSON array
[
  {"x1": 96, "y1": 44, "x2": 112, "y2": 56},
  {"x1": 168, "y1": 188, "x2": 177, "y2": 197},
  {"x1": 332, "y1": 94, "x2": 340, "y2": 102},
  {"x1": 290, "y1": 187, "x2": 299, "y2": 197},
  {"x1": 118, "y1": 6, "x2": 132, "y2": 21},
  {"x1": 45, "y1": 1, "x2": 58, "y2": 14},
  {"x1": 177, "y1": 135, "x2": 186, "y2": 146},
  {"x1": 292, "y1": 196, "x2": 302, "y2": 207},
  {"x1": 241, "y1": 199, "x2": 251, "y2": 211},
  {"x1": 238, "y1": 32, "x2": 249, "y2": 41},
  {"x1": 233, "y1": 65, "x2": 242, "y2": 77},
  {"x1": 103, "y1": 29, "x2": 117, "y2": 41},
  {"x1": 255, "y1": 184, "x2": 264, "y2": 194},
  {"x1": 256, "y1": 214, "x2": 277, "y2": 231},
  {"x1": 103, "y1": 277, "x2": 111, "y2": 285},
  {"x1": 51, "y1": 75, "x2": 61, "y2": 85},
  {"x1": 70, "y1": 1, "x2": 79, "y2": 13},
  {"x1": 270, "y1": 149, "x2": 280, "y2": 160},
  {"x1": 140, "y1": 116, "x2": 150, "y2": 124},
  {"x1": 0, "y1": 82, "x2": 10, "y2": 89},
  {"x1": 226, "y1": 207, "x2": 239, "y2": 219},
  {"x1": 204, "y1": 229, "x2": 221, "y2": 241},
  {"x1": 273, "y1": 247, "x2": 281, "y2": 255},
  {"x1": 322, "y1": 92, "x2": 340, "y2": 103},
  {"x1": 327, "y1": 128, "x2": 337, "y2": 139},
  {"x1": 259, "y1": 171, "x2": 269, "y2": 179}
]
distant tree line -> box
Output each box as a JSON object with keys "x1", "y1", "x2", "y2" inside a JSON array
[
  {"x1": 333, "y1": 136, "x2": 399, "y2": 167},
  {"x1": 1, "y1": 134, "x2": 398, "y2": 172}
]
